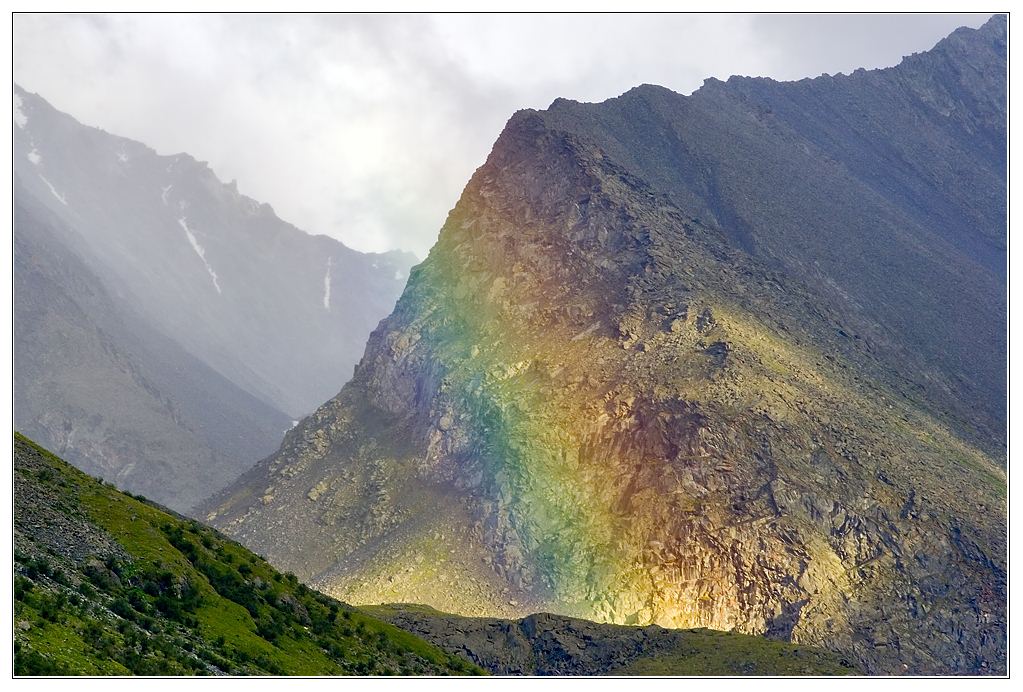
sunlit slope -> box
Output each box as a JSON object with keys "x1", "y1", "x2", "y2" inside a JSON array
[{"x1": 13, "y1": 433, "x2": 480, "y2": 676}]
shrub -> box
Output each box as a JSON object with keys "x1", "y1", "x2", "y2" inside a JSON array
[
  {"x1": 14, "y1": 576, "x2": 33, "y2": 600},
  {"x1": 25, "y1": 557, "x2": 52, "y2": 580},
  {"x1": 15, "y1": 649, "x2": 64, "y2": 675}
]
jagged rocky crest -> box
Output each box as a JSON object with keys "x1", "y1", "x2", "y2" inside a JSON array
[{"x1": 207, "y1": 16, "x2": 1006, "y2": 675}]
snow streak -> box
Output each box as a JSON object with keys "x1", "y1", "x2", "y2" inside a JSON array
[
  {"x1": 13, "y1": 93, "x2": 27, "y2": 128},
  {"x1": 178, "y1": 217, "x2": 222, "y2": 294},
  {"x1": 323, "y1": 256, "x2": 333, "y2": 310},
  {"x1": 38, "y1": 175, "x2": 67, "y2": 205}
]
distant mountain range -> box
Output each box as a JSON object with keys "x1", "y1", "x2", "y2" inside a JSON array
[
  {"x1": 206, "y1": 15, "x2": 1006, "y2": 675},
  {"x1": 13, "y1": 86, "x2": 416, "y2": 511}
]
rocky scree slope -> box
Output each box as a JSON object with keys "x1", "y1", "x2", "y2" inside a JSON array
[
  {"x1": 13, "y1": 433, "x2": 479, "y2": 676},
  {"x1": 536, "y1": 16, "x2": 1007, "y2": 454},
  {"x1": 13, "y1": 86, "x2": 416, "y2": 510},
  {"x1": 207, "y1": 18, "x2": 1006, "y2": 676}
]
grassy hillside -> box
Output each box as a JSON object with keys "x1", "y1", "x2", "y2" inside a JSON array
[
  {"x1": 13, "y1": 432, "x2": 481, "y2": 676},
  {"x1": 609, "y1": 629, "x2": 857, "y2": 676},
  {"x1": 365, "y1": 604, "x2": 858, "y2": 676}
]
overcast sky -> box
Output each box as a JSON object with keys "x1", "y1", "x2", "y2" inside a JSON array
[{"x1": 13, "y1": 13, "x2": 992, "y2": 258}]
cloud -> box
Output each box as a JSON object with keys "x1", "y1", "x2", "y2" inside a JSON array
[{"x1": 12, "y1": 13, "x2": 992, "y2": 257}]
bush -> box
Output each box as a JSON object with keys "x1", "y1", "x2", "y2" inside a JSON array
[
  {"x1": 14, "y1": 576, "x2": 33, "y2": 600},
  {"x1": 25, "y1": 557, "x2": 52, "y2": 580},
  {"x1": 15, "y1": 648, "x2": 65, "y2": 675},
  {"x1": 255, "y1": 614, "x2": 286, "y2": 643},
  {"x1": 110, "y1": 596, "x2": 136, "y2": 620}
]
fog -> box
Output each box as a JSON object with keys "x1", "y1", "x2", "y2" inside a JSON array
[{"x1": 13, "y1": 13, "x2": 992, "y2": 257}]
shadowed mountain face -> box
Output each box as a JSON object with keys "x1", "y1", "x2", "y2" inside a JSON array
[
  {"x1": 13, "y1": 87, "x2": 416, "y2": 510},
  {"x1": 206, "y1": 17, "x2": 1006, "y2": 675},
  {"x1": 14, "y1": 186, "x2": 290, "y2": 511},
  {"x1": 537, "y1": 18, "x2": 1006, "y2": 453}
]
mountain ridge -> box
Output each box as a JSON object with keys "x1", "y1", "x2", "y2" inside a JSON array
[
  {"x1": 14, "y1": 83, "x2": 416, "y2": 417},
  {"x1": 530, "y1": 14, "x2": 1006, "y2": 454}
]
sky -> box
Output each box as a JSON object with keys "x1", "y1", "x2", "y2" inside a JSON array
[{"x1": 13, "y1": 13, "x2": 993, "y2": 258}]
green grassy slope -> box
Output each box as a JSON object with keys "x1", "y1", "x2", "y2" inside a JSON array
[
  {"x1": 13, "y1": 432, "x2": 482, "y2": 676},
  {"x1": 610, "y1": 629, "x2": 857, "y2": 676}
]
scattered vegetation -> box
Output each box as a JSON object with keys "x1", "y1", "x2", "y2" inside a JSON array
[
  {"x1": 610, "y1": 628, "x2": 858, "y2": 676},
  {"x1": 13, "y1": 433, "x2": 482, "y2": 676},
  {"x1": 368, "y1": 605, "x2": 858, "y2": 676}
]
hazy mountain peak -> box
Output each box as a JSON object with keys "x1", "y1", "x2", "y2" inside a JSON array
[{"x1": 14, "y1": 87, "x2": 417, "y2": 509}]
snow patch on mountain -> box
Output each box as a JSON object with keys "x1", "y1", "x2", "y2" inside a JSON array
[
  {"x1": 27, "y1": 149, "x2": 41, "y2": 166},
  {"x1": 38, "y1": 175, "x2": 67, "y2": 205},
  {"x1": 178, "y1": 217, "x2": 222, "y2": 294},
  {"x1": 323, "y1": 256, "x2": 333, "y2": 310},
  {"x1": 161, "y1": 185, "x2": 173, "y2": 205},
  {"x1": 13, "y1": 93, "x2": 27, "y2": 128}
]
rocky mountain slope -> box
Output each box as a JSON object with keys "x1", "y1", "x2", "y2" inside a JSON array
[
  {"x1": 206, "y1": 17, "x2": 1006, "y2": 675},
  {"x1": 13, "y1": 86, "x2": 416, "y2": 510},
  {"x1": 13, "y1": 433, "x2": 479, "y2": 675},
  {"x1": 536, "y1": 18, "x2": 1006, "y2": 454},
  {"x1": 367, "y1": 604, "x2": 856, "y2": 675}
]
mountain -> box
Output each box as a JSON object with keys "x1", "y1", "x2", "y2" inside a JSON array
[
  {"x1": 13, "y1": 85, "x2": 416, "y2": 510},
  {"x1": 14, "y1": 185, "x2": 291, "y2": 511},
  {"x1": 205, "y1": 16, "x2": 1006, "y2": 675},
  {"x1": 366, "y1": 605, "x2": 857, "y2": 675},
  {"x1": 13, "y1": 433, "x2": 479, "y2": 675}
]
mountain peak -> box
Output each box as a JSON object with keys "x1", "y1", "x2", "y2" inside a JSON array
[{"x1": 203, "y1": 19, "x2": 1004, "y2": 675}]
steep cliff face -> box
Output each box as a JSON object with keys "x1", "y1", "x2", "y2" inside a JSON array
[
  {"x1": 537, "y1": 15, "x2": 1006, "y2": 453},
  {"x1": 207, "y1": 17, "x2": 1006, "y2": 675}
]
